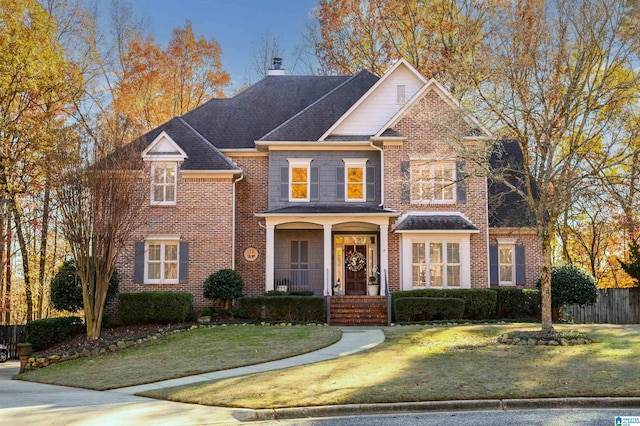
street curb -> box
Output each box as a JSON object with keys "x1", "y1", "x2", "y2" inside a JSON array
[
  {"x1": 501, "y1": 397, "x2": 640, "y2": 409},
  {"x1": 254, "y1": 400, "x2": 501, "y2": 421},
  {"x1": 253, "y1": 398, "x2": 640, "y2": 421}
]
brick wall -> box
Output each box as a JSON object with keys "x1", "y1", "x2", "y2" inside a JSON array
[
  {"x1": 117, "y1": 173, "x2": 235, "y2": 310},
  {"x1": 383, "y1": 90, "x2": 490, "y2": 289},
  {"x1": 489, "y1": 230, "x2": 542, "y2": 288},
  {"x1": 231, "y1": 155, "x2": 268, "y2": 296}
]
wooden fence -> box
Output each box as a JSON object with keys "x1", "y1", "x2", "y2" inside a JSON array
[
  {"x1": 562, "y1": 288, "x2": 640, "y2": 324},
  {"x1": 0, "y1": 325, "x2": 26, "y2": 359}
]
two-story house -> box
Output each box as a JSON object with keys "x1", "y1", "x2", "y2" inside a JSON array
[{"x1": 117, "y1": 59, "x2": 541, "y2": 322}]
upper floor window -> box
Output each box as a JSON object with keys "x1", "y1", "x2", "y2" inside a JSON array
[
  {"x1": 411, "y1": 161, "x2": 456, "y2": 204},
  {"x1": 289, "y1": 158, "x2": 312, "y2": 202},
  {"x1": 151, "y1": 163, "x2": 177, "y2": 205},
  {"x1": 343, "y1": 159, "x2": 367, "y2": 202}
]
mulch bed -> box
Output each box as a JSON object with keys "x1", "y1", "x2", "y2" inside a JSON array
[{"x1": 33, "y1": 324, "x2": 176, "y2": 358}]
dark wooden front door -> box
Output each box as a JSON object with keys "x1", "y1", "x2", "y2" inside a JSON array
[{"x1": 345, "y1": 245, "x2": 367, "y2": 295}]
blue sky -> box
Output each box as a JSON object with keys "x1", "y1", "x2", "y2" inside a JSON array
[{"x1": 132, "y1": 0, "x2": 319, "y2": 89}]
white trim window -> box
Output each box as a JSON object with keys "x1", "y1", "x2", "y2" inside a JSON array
[
  {"x1": 289, "y1": 158, "x2": 312, "y2": 202},
  {"x1": 411, "y1": 161, "x2": 456, "y2": 204},
  {"x1": 411, "y1": 240, "x2": 461, "y2": 288},
  {"x1": 145, "y1": 240, "x2": 179, "y2": 284},
  {"x1": 498, "y1": 244, "x2": 515, "y2": 286},
  {"x1": 151, "y1": 163, "x2": 177, "y2": 205},
  {"x1": 343, "y1": 158, "x2": 367, "y2": 202}
]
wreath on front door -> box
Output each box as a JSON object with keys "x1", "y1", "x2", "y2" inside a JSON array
[{"x1": 345, "y1": 250, "x2": 366, "y2": 272}]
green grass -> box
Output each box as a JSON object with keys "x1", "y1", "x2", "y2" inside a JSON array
[
  {"x1": 16, "y1": 325, "x2": 341, "y2": 390},
  {"x1": 139, "y1": 323, "x2": 640, "y2": 409}
]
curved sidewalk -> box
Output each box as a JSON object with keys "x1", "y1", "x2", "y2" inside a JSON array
[
  {"x1": 0, "y1": 327, "x2": 385, "y2": 425},
  {"x1": 110, "y1": 326, "x2": 385, "y2": 395}
]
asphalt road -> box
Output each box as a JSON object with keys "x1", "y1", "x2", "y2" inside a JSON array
[{"x1": 250, "y1": 409, "x2": 640, "y2": 425}]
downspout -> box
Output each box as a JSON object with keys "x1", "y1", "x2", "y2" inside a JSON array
[
  {"x1": 232, "y1": 173, "x2": 244, "y2": 270},
  {"x1": 369, "y1": 140, "x2": 384, "y2": 207}
]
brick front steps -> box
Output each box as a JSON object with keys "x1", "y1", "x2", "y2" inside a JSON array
[{"x1": 329, "y1": 296, "x2": 388, "y2": 326}]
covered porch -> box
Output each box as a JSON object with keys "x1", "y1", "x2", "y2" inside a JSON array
[{"x1": 256, "y1": 207, "x2": 398, "y2": 296}]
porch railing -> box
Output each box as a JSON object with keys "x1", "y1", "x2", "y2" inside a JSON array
[{"x1": 274, "y1": 269, "x2": 324, "y2": 295}]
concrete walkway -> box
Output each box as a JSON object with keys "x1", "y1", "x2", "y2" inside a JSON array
[
  {"x1": 111, "y1": 326, "x2": 384, "y2": 395},
  {"x1": 0, "y1": 327, "x2": 385, "y2": 425}
]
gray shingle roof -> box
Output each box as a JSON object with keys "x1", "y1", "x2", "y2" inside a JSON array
[
  {"x1": 260, "y1": 71, "x2": 379, "y2": 141},
  {"x1": 131, "y1": 118, "x2": 239, "y2": 171},
  {"x1": 127, "y1": 73, "x2": 380, "y2": 170},
  {"x1": 488, "y1": 140, "x2": 538, "y2": 228},
  {"x1": 180, "y1": 74, "x2": 370, "y2": 149},
  {"x1": 395, "y1": 214, "x2": 478, "y2": 231}
]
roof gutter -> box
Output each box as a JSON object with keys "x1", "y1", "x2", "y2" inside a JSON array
[
  {"x1": 231, "y1": 173, "x2": 244, "y2": 270},
  {"x1": 369, "y1": 140, "x2": 384, "y2": 207}
]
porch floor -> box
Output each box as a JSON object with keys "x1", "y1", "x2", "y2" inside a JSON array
[{"x1": 329, "y1": 296, "x2": 387, "y2": 326}]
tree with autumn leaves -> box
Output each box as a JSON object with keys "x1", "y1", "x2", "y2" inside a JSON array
[
  {"x1": 113, "y1": 21, "x2": 230, "y2": 134},
  {"x1": 314, "y1": 0, "x2": 640, "y2": 332},
  {"x1": 0, "y1": 0, "x2": 229, "y2": 339}
]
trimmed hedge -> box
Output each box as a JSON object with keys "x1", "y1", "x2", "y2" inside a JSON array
[
  {"x1": 394, "y1": 297, "x2": 465, "y2": 322},
  {"x1": 392, "y1": 289, "x2": 497, "y2": 320},
  {"x1": 238, "y1": 296, "x2": 325, "y2": 322},
  {"x1": 26, "y1": 316, "x2": 84, "y2": 351},
  {"x1": 117, "y1": 292, "x2": 194, "y2": 325},
  {"x1": 492, "y1": 288, "x2": 541, "y2": 319}
]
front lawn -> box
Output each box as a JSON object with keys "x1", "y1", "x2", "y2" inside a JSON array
[
  {"x1": 140, "y1": 323, "x2": 640, "y2": 408},
  {"x1": 16, "y1": 325, "x2": 340, "y2": 390}
]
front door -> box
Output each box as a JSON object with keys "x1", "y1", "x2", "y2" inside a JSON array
[{"x1": 345, "y1": 245, "x2": 367, "y2": 295}]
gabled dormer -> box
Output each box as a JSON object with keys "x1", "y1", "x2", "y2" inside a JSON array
[
  {"x1": 142, "y1": 131, "x2": 188, "y2": 206},
  {"x1": 320, "y1": 59, "x2": 426, "y2": 140}
]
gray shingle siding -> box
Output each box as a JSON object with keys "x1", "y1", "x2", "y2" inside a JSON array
[{"x1": 268, "y1": 151, "x2": 381, "y2": 210}]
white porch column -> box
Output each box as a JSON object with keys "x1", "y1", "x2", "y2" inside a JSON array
[
  {"x1": 379, "y1": 223, "x2": 389, "y2": 295},
  {"x1": 265, "y1": 224, "x2": 275, "y2": 292},
  {"x1": 323, "y1": 224, "x2": 332, "y2": 296}
]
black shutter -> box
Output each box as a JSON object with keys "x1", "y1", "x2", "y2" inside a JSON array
[
  {"x1": 366, "y1": 166, "x2": 375, "y2": 202},
  {"x1": 310, "y1": 166, "x2": 319, "y2": 201},
  {"x1": 336, "y1": 166, "x2": 345, "y2": 200},
  {"x1": 456, "y1": 161, "x2": 467, "y2": 204},
  {"x1": 179, "y1": 242, "x2": 189, "y2": 283},
  {"x1": 515, "y1": 245, "x2": 526, "y2": 285},
  {"x1": 400, "y1": 161, "x2": 410, "y2": 203},
  {"x1": 134, "y1": 242, "x2": 145, "y2": 283},
  {"x1": 489, "y1": 244, "x2": 499, "y2": 286},
  {"x1": 280, "y1": 166, "x2": 288, "y2": 201}
]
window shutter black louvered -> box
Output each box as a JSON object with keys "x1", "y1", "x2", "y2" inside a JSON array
[
  {"x1": 456, "y1": 161, "x2": 467, "y2": 204},
  {"x1": 179, "y1": 242, "x2": 189, "y2": 283},
  {"x1": 515, "y1": 245, "x2": 526, "y2": 286},
  {"x1": 489, "y1": 244, "x2": 499, "y2": 286},
  {"x1": 134, "y1": 242, "x2": 145, "y2": 283}
]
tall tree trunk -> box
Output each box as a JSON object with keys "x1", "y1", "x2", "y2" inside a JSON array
[
  {"x1": 539, "y1": 234, "x2": 554, "y2": 333},
  {"x1": 37, "y1": 181, "x2": 51, "y2": 319},
  {"x1": 9, "y1": 197, "x2": 32, "y2": 322},
  {"x1": 3, "y1": 221, "x2": 11, "y2": 325},
  {"x1": 0, "y1": 205, "x2": 7, "y2": 325}
]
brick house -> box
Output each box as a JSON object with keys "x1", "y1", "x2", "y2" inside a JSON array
[{"x1": 117, "y1": 58, "x2": 541, "y2": 320}]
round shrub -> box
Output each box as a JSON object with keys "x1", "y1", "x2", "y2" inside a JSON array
[
  {"x1": 50, "y1": 259, "x2": 119, "y2": 312},
  {"x1": 541, "y1": 265, "x2": 598, "y2": 307},
  {"x1": 203, "y1": 269, "x2": 245, "y2": 310}
]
